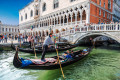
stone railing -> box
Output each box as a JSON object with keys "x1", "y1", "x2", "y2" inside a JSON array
[{"x1": 54, "y1": 23, "x2": 120, "y2": 37}]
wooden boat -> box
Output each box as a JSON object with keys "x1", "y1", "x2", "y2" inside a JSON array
[
  {"x1": 13, "y1": 47, "x2": 93, "y2": 70},
  {"x1": 11, "y1": 44, "x2": 77, "y2": 54}
]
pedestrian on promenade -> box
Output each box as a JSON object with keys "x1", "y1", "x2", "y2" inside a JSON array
[
  {"x1": 1, "y1": 35, "x2": 4, "y2": 43},
  {"x1": 0, "y1": 34, "x2": 2, "y2": 43},
  {"x1": 28, "y1": 35, "x2": 32, "y2": 48},
  {"x1": 4, "y1": 33, "x2": 7, "y2": 43},
  {"x1": 25, "y1": 35, "x2": 28, "y2": 42}
]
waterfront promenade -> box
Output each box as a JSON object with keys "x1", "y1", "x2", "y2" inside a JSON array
[{"x1": 0, "y1": 39, "x2": 21, "y2": 46}]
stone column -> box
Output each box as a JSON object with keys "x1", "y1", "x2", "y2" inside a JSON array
[
  {"x1": 59, "y1": 16, "x2": 61, "y2": 26},
  {"x1": 54, "y1": 17, "x2": 55, "y2": 27},
  {"x1": 57, "y1": 17, "x2": 58, "y2": 25},
  {"x1": 51, "y1": 18, "x2": 53, "y2": 26},
  {"x1": 71, "y1": 13, "x2": 73, "y2": 26},
  {"x1": 75, "y1": 12, "x2": 77, "y2": 25},
  {"x1": 67, "y1": 15, "x2": 68, "y2": 25},
  {"x1": 80, "y1": 14, "x2": 82, "y2": 23},
  {"x1": 63, "y1": 15, "x2": 64, "y2": 26}
]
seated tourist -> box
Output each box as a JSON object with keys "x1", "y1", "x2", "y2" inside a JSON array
[
  {"x1": 82, "y1": 49, "x2": 88, "y2": 55},
  {"x1": 69, "y1": 50, "x2": 75, "y2": 57}
]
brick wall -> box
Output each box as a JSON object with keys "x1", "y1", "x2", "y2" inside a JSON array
[{"x1": 90, "y1": 0, "x2": 113, "y2": 24}]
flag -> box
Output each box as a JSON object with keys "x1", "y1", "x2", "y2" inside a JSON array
[{"x1": 31, "y1": 26, "x2": 34, "y2": 31}]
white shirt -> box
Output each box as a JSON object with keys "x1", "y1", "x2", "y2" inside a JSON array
[{"x1": 43, "y1": 36, "x2": 54, "y2": 46}]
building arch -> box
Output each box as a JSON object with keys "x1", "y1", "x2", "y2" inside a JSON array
[
  {"x1": 61, "y1": 28, "x2": 65, "y2": 31},
  {"x1": 82, "y1": 10, "x2": 86, "y2": 20},
  {"x1": 55, "y1": 29, "x2": 59, "y2": 33}
]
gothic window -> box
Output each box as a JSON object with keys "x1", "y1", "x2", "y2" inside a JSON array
[
  {"x1": 54, "y1": 0, "x2": 59, "y2": 9},
  {"x1": 108, "y1": 0, "x2": 111, "y2": 9},
  {"x1": 30, "y1": 10, "x2": 33, "y2": 17},
  {"x1": 36, "y1": 10, "x2": 38, "y2": 15},
  {"x1": 43, "y1": 3, "x2": 46, "y2": 11},
  {"x1": 25, "y1": 13, "x2": 27, "y2": 19}
]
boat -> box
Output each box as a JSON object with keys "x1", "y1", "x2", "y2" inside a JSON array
[
  {"x1": 13, "y1": 47, "x2": 93, "y2": 70},
  {"x1": 11, "y1": 44, "x2": 77, "y2": 54}
]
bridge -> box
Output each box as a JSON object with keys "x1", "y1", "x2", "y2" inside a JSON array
[{"x1": 54, "y1": 23, "x2": 120, "y2": 44}]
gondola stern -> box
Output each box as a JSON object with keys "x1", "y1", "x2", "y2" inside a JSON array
[{"x1": 13, "y1": 50, "x2": 22, "y2": 68}]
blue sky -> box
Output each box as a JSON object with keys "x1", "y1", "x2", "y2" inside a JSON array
[{"x1": 0, "y1": 0, "x2": 33, "y2": 25}]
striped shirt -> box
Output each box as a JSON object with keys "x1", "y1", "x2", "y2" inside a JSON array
[{"x1": 43, "y1": 36, "x2": 54, "y2": 46}]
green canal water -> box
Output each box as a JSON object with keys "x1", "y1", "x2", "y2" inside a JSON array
[{"x1": 0, "y1": 45, "x2": 120, "y2": 80}]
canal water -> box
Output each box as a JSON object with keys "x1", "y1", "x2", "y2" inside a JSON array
[{"x1": 0, "y1": 45, "x2": 120, "y2": 80}]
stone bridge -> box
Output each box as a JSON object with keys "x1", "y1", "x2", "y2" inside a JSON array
[{"x1": 54, "y1": 23, "x2": 120, "y2": 44}]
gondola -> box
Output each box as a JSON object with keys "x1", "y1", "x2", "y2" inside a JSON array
[
  {"x1": 11, "y1": 44, "x2": 77, "y2": 54},
  {"x1": 13, "y1": 47, "x2": 93, "y2": 70}
]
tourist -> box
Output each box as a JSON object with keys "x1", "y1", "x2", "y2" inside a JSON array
[
  {"x1": 28, "y1": 35, "x2": 32, "y2": 48},
  {"x1": 0, "y1": 34, "x2": 2, "y2": 43},
  {"x1": 4, "y1": 33, "x2": 7, "y2": 43},
  {"x1": 69, "y1": 50, "x2": 74, "y2": 57},
  {"x1": 59, "y1": 35, "x2": 61, "y2": 42},
  {"x1": 2, "y1": 35, "x2": 4, "y2": 43},
  {"x1": 41, "y1": 33, "x2": 54, "y2": 62},
  {"x1": 25, "y1": 35, "x2": 28, "y2": 42}
]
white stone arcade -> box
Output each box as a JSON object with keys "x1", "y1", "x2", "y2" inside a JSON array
[{"x1": 20, "y1": 1, "x2": 90, "y2": 36}]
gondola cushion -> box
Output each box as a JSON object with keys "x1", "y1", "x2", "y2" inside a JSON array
[{"x1": 21, "y1": 58, "x2": 33, "y2": 67}]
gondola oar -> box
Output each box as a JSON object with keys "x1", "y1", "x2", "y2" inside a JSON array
[
  {"x1": 33, "y1": 39, "x2": 37, "y2": 58},
  {"x1": 56, "y1": 49, "x2": 65, "y2": 79},
  {"x1": 55, "y1": 37, "x2": 65, "y2": 79}
]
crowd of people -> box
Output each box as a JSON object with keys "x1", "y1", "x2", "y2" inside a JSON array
[{"x1": 0, "y1": 33, "x2": 8, "y2": 43}]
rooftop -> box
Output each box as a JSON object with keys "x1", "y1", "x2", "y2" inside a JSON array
[{"x1": 19, "y1": 0, "x2": 34, "y2": 12}]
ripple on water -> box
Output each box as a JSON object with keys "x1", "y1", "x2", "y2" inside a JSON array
[{"x1": 0, "y1": 46, "x2": 120, "y2": 80}]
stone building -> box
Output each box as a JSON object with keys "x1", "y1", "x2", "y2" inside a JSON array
[
  {"x1": 19, "y1": 0, "x2": 113, "y2": 36},
  {"x1": 0, "y1": 21, "x2": 19, "y2": 36},
  {"x1": 112, "y1": 0, "x2": 120, "y2": 22}
]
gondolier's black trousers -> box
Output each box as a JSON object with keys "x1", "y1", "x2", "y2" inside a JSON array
[
  {"x1": 41, "y1": 45, "x2": 48, "y2": 60},
  {"x1": 29, "y1": 41, "x2": 31, "y2": 48}
]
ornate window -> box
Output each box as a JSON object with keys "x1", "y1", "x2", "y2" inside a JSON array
[
  {"x1": 36, "y1": 10, "x2": 38, "y2": 15},
  {"x1": 103, "y1": 11, "x2": 105, "y2": 17},
  {"x1": 99, "y1": 0, "x2": 101, "y2": 5},
  {"x1": 104, "y1": 2, "x2": 105, "y2": 8},
  {"x1": 21, "y1": 16, "x2": 23, "y2": 21},
  {"x1": 43, "y1": 3, "x2": 46, "y2": 11},
  {"x1": 54, "y1": 0, "x2": 59, "y2": 9},
  {"x1": 70, "y1": 0, "x2": 76, "y2": 2},
  {"x1": 99, "y1": 9, "x2": 101, "y2": 15},
  {"x1": 25, "y1": 13, "x2": 27, "y2": 19},
  {"x1": 108, "y1": 0, "x2": 111, "y2": 9},
  {"x1": 30, "y1": 10, "x2": 33, "y2": 17}
]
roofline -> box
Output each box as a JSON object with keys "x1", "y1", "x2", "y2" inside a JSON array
[{"x1": 19, "y1": 0, "x2": 34, "y2": 12}]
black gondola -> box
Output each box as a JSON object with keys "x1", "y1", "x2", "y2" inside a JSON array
[
  {"x1": 13, "y1": 47, "x2": 93, "y2": 70},
  {"x1": 11, "y1": 44, "x2": 77, "y2": 54}
]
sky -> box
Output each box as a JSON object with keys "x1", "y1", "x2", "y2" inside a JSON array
[{"x1": 0, "y1": 0, "x2": 33, "y2": 25}]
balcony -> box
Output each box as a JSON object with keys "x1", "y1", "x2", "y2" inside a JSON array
[{"x1": 34, "y1": 15, "x2": 39, "y2": 19}]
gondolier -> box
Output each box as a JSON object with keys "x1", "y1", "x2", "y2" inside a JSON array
[{"x1": 41, "y1": 33, "x2": 54, "y2": 62}]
